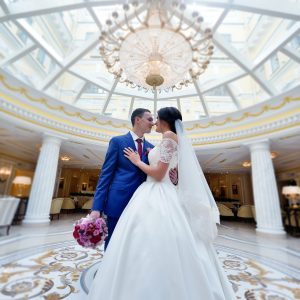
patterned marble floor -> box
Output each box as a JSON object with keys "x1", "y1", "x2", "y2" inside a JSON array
[{"x1": 0, "y1": 217, "x2": 299, "y2": 299}]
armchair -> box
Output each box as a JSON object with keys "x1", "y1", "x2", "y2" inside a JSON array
[
  {"x1": 50, "y1": 198, "x2": 64, "y2": 220},
  {"x1": 0, "y1": 196, "x2": 20, "y2": 235},
  {"x1": 237, "y1": 205, "x2": 254, "y2": 220},
  {"x1": 217, "y1": 203, "x2": 234, "y2": 218},
  {"x1": 61, "y1": 197, "x2": 75, "y2": 212},
  {"x1": 82, "y1": 198, "x2": 93, "y2": 210}
]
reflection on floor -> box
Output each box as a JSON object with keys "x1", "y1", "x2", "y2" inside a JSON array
[{"x1": 0, "y1": 215, "x2": 299, "y2": 299}]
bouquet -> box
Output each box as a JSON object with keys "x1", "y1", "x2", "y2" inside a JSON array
[{"x1": 73, "y1": 215, "x2": 108, "y2": 249}]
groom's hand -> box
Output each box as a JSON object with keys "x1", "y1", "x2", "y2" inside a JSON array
[{"x1": 169, "y1": 167, "x2": 178, "y2": 186}]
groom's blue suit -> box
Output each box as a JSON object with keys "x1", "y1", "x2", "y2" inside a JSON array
[{"x1": 92, "y1": 132, "x2": 154, "y2": 247}]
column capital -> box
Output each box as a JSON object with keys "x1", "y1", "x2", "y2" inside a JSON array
[
  {"x1": 245, "y1": 139, "x2": 270, "y2": 152},
  {"x1": 42, "y1": 134, "x2": 64, "y2": 146}
]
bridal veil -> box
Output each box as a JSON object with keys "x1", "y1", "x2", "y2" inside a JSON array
[{"x1": 175, "y1": 119, "x2": 220, "y2": 242}]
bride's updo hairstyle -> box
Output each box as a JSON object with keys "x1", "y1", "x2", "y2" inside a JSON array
[{"x1": 157, "y1": 107, "x2": 182, "y2": 134}]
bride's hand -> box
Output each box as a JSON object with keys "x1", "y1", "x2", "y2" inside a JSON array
[{"x1": 123, "y1": 147, "x2": 141, "y2": 165}]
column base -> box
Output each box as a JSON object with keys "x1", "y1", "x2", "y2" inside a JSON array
[
  {"x1": 22, "y1": 217, "x2": 50, "y2": 226},
  {"x1": 256, "y1": 227, "x2": 286, "y2": 236}
]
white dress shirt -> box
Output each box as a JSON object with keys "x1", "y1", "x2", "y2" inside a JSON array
[{"x1": 130, "y1": 131, "x2": 144, "y2": 150}]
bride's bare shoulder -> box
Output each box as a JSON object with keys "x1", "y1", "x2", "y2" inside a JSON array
[{"x1": 162, "y1": 131, "x2": 178, "y2": 143}]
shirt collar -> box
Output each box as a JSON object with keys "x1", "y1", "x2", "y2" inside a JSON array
[{"x1": 130, "y1": 131, "x2": 144, "y2": 142}]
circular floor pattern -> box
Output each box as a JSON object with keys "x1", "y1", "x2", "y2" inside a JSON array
[{"x1": 0, "y1": 243, "x2": 299, "y2": 299}]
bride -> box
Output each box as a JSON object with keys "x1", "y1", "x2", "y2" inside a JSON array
[{"x1": 87, "y1": 107, "x2": 236, "y2": 300}]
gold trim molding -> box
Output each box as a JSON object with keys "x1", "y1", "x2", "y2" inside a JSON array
[
  {"x1": 1, "y1": 108, "x2": 108, "y2": 142},
  {"x1": 0, "y1": 74, "x2": 131, "y2": 130},
  {"x1": 185, "y1": 97, "x2": 300, "y2": 131},
  {"x1": 0, "y1": 74, "x2": 299, "y2": 130},
  {"x1": 1, "y1": 101, "x2": 299, "y2": 146},
  {"x1": 192, "y1": 121, "x2": 300, "y2": 146}
]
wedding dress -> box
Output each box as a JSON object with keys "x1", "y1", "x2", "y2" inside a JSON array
[{"x1": 88, "y1": 136, "x2": 236, "y2": 300}]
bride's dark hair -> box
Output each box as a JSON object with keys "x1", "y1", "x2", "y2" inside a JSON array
[{"x1": 157, "y1": 107, "x2": 182, "y2": 134}]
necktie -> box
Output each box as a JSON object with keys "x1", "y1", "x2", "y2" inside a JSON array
[{"x1": 136, "y1": 138, "x2": 143, "y2": 158}]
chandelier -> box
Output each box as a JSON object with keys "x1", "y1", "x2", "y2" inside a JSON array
[{"x1": 99, "y1": 0, "x2": 214, "y2": 92}]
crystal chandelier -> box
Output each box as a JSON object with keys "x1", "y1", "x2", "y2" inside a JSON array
[{"x1": 99, "y1": 0, "x2": 214, "y2": 92}]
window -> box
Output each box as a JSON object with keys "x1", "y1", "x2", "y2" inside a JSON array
[
  {"x1": 221, "y1": 33, "x2": 232, "y2": 43},
  {"x1": 85, "y1": 84, "x2": 99, "y2": 94},
  {"x1": 85, "y1": 84, "x2": 105, "y2": 94},
  {"x1": 291, "y1": 36, "x2": 300, "y2": 49},
  {"x1": 270, "y1": 54, "x2": 279, "y2": 73},
  {"x1": 16, "y1": 30, "x2": 28, "y2": 44},
  {"x1": 205, "y1": 86, "x2": 227, "y2": 96},
  {"x1": 37, "y1": 49, "x2": 46, "y2": 66},
  {"x1": 85, "y1": 32, "x2": 95, "y2": 40},
  {"x1": 26, "y1": 17, "x2": 33, "y2": 25},
  {"x1": 48, "y1": 60, "x2": 56, "y2": 73}
]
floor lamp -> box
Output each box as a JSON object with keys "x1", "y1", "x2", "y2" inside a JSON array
[
  {"x1": 12, "y1": 176, "x2": 32, "y2": 197},
  {"x1": 282, "y1": 186, "x2": 300, "y2": 208}
]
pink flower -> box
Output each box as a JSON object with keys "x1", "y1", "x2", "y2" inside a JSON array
[
  {"x1": 93, "y1": 229, "x2": 100, "y2": 236},
  {"x1": 79, "y1": 224, "x2": 87, "y2": 230}
]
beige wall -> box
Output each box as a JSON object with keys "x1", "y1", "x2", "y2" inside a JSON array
[
  {"x1": 58, "y1": 169, "x2": 254, "y2": 203},
  {"x1": 206, "y1": 172, "x2": 253, "y2": 205},
  {"x1": 58, "y1": 168, "x2": 100, "y2": 197}
]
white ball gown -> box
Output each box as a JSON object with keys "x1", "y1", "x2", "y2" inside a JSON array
[{"x1": 87, "y1": 138, "x2": 236, "y2": 300}]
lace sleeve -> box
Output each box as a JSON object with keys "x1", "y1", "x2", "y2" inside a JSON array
[{"x1": 159, "y1": 138, "x2": 177, "y2": 163}]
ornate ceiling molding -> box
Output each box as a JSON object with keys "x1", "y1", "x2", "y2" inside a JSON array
[
  {"x1": 1, "y1": 72, "x2": 299, "y2": 130},
  {"x1": 1, "y1": 92, "x2": 299, "y2": 147},
  {"x1": 0, "y1": 73, "x2": 131, "y2": 130},
  {"x1": 185, "y1": 96, "x2": 300, "y2": 131},
  {"x1": 0, "y1": 71, "x2": 299, "y2": 147},
  {"x1": 0, "y1": 98, "x2": 112, "y2": 144}
]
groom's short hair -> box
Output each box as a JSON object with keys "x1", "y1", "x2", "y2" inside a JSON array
[{"x1": 131, "y1": 108, "x2": 151, "y2": 126}]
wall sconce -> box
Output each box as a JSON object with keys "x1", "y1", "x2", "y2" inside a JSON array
[
  {"x1": 242, "y1": 152, "x2": 278, "y2": 168},
  {"x1": 61, "y1": 156, "x2": 70, "y2": 161},
  {"x1": 282, "y1": 186, "x2": 300, "y2": 208},
  {"x1": 242, "y1": 161, "x2": 251, "y2": 168},
  {"x1": 0, "y1": 167, "x2": 11, "y2": 182},
  {"x1": 270, "y1": 152, "x2": 278, "y2": 159},
  {"x1": 12, "y1": 176, "x2": 32, "y2": 197}
]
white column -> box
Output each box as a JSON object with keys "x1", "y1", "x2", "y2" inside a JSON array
[
  {"x1": 249, "y1": 140, "x2": 285, "y2": 235},
  {"x1": 23, "y1": 135, "x2": 61, "y2": 225}
]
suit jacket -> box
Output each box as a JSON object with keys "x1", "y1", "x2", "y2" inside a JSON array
[{"x1": 92, "y1": 132, "x2": 154, "y2": 218}]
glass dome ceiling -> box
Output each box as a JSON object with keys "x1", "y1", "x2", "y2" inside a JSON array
[{"x1": 0, "y1": 0, "x2": 299, "y2": 121}]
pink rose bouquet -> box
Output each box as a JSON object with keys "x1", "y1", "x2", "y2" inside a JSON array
[{"x1": 73, "y1": 215, "x2": 108, "y2": 249}]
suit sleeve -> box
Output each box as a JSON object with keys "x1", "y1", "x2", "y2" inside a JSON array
[{"x1": 92, "y1": 137, "x2": 119, "y2": 212}]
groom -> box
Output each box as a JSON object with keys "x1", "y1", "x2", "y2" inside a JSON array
[{"x1": 90, "y1": 108, "x2": 155, "y2": 249}]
